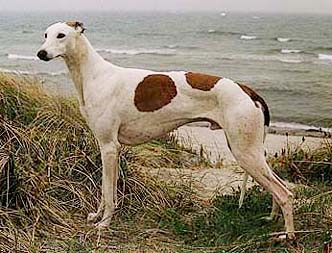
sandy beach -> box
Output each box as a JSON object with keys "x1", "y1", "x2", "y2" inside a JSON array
[
  {"x1": 149, "y1": 125, "x2": 327, "y2": 199},
  {"x1": 176, "y1": 125, "x2": 325, "y2": 164}
]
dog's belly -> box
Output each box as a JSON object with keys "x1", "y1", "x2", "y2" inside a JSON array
[
  {"x1": 117, "y1": 117, "x2": 222, "y2": 145},
  {"x1": 118, "y1": 119, "x2": 190, "y2": 145}
]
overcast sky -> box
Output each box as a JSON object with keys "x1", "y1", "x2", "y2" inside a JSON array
[{"x1": 1, "y1": 0, "x2": 332, "y2": 14}]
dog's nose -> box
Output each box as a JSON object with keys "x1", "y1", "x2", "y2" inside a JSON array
[{"x1": 37, "y1": 50, "x2": 49, "y2": 61}]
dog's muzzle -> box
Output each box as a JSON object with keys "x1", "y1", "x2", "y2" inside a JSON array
[{"x1": 37, "y1": 50, "x2": 51, "y2": 61}]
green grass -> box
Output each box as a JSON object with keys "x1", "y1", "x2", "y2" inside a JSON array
[{"x1": 0, "y1": 73, "x2": 331, "y2": 252}]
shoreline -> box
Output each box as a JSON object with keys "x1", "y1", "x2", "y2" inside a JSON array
[
  {"x1": 268, "y1": 124, "x2": 331, "y2": 138},
  {"x1": 175, "y1": 125, "x2": 328, "y2": 166},
  {"x1": 188, "y1": 121, "x2": 331, "y2": 138}
]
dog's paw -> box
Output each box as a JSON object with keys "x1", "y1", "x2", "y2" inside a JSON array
[
  {"x1": 286, "y1": 232, "x2": 296, "y2": 241},
  {"x1": 95, "y1": 219, "x2": 111, "y2": 229},
  {"x1": 274, "y1": 233, "x2": 296, "y2": 242}
]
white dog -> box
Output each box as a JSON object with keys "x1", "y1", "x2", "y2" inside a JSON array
[{"x1": 37, "y1": 21, "x2": 295, "y2": 239}]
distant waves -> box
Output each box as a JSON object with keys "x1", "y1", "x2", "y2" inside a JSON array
[
  {"x1": 7, "y1": 54, "x2": 38, "y2": 61},
  {"x1": 5, "y1": 47, "x2": 332, "y2": 67},
  {"x1": 0, "y1": 67, "x2": 66, "y2": 77},
  {"x1": 96, "y1": 48, "x2": 176, "y2": 56}
]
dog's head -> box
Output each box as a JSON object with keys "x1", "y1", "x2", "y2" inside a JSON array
[{"x1": 37, "y1": 21, "x2": 86, "y2": 61}]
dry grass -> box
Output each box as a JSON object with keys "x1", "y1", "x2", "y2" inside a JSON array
[{"x1": 0, "y1": 73, "x2": 206, "y2": 252}]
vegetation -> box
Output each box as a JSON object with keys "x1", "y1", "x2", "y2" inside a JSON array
[{"x1": 0, "y1": 73, "x2": 331, "y2": 252}]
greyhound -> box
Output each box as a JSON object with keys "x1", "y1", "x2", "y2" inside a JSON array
[{"x1": 37, "y1": 21, "x2": 295, "y2": 239}]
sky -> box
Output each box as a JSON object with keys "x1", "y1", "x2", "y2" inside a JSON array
[{"x1": 1, "y1": 0, "x2": 332, "y2": 14}]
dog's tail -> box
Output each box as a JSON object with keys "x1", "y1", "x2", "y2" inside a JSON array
[{"x1": 237, "y1": 83, "x2": 270, "y2": 208}]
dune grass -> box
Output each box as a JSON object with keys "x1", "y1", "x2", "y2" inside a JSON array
[
  {"x1": 0, "y1": 73, "x2": 205, "y2": 252},
  {"x1": 0, "y1": 73, "x2": 331, "y2": 252}
]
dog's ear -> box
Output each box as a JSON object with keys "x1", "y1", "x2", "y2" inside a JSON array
[{"x1": 65, "y1": 21, "x2": 86, "y2": 34}]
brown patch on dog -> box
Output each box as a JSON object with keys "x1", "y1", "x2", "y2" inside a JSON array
[
  {"x1": 134, "y1": 74, "x2": 177, "y2": 112},
  {"x1": 238, "y1": 83, "x2": 270, "y2": 126},
  {"x1": 185, "y1": 72, "x2": 222, "y2": 91},
  {"x1": 65, "y1": 21, "x2": 85, "y2": 33}
]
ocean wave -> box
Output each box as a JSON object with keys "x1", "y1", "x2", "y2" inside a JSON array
[
  {"x1": 135, "y1": 32, "x2": 168, "y2": 37},
  {"x1": 309, "y1": 46, "x2": 332, "y2": 52},
  {"x1": 39, "y1": 70, "x2": 66, "y2": 76},
  {"x1": 0, "y1": 68, "x2": 32, "y2": 75},
  {"x1": 166, "y1": 44, "x2": 178, "y2": 49},
  {"x1": 277, "y1": 37, "x2": 291, "y2": 42},
  {"x1": 205, "y1": 30, "x2": 242, "y2": 36},
  {"x1": 7, "y1": 53, "x2": 38, "y2": 61},
  {"x1": 240, "y1": 35, "x2": 257, "y2": 40},
  {"x1": 0, "y1": 68, "x2": 66, "y2": 76},
  {"x1": 220, "y1": 54, "x2": 269, "y2": 62},
  {"x1": 164, "y1": 44, "x2": 199, "y2": 50},
  {"x1": 318, "y1": 54, "x2": 332, "y2": 61},
  {"x1": 279, "y1": 59, "x2": 303, "y2": 64},
  {"x1": 220, "y1": 54, "x2": 304, "y2": 64},
  {"x1": 97, "y1": 48, "x2": 176, "y2": 56},
  {"x1": 311, "y1": 46, "x2": 332, "y2": 52},
  {"x1": 281, "y1": 49, "x2": 302, "y2": 54}
]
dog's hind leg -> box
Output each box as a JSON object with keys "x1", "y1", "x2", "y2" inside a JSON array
[
  {"x1": 223, "y1": 107, "x2": 295, "y2": 239},
  {"x1": 238, "y1": 127, "x2": 268, "y2": 209}
]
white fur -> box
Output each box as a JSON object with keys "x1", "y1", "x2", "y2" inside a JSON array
[{"x1": 38, "y1": 22, "x2": 295, "y2": 239}]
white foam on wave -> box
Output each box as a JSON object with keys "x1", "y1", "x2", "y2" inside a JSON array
[
  {"x1": 0, "y1": 68, "x2": 32, "y2": 75},
  {"x1": 318, "y1": 54, "x2": 332, "y2": 61},
  {"x1": 208, "y1": 29, "x2": 216, "y2": 33},
  {"x1": 272, "y1": 122, "x2": 331, "y2": 132},
  {"x1": 97, "y1": 48, "x2": 176, "y2": 56},
  {"x1": 221, "y1": 54, "x2": 305, "y2": 64},
  {"x1": 277, "y1": 37, "x2": 291, "y2": 42},
  {"x1": 166, "y1": 44, "x2": 178, "y2": 49},
  {"x1": 0, "y1": 68, "x2": 66, "y2": 76},
  {"x1": 281, "y1": 49, "x2": 302, "y2": 54},
  {"x1": 240, "y1": 35, "x2": 257, "y2": 40},
  {"x1": 222, "y1": 54, "x2": 276, "y2": 62},
  {"x1": 220, "y1": 12, "x2": 227, "y2": 17},
  {"x1": 7, "y1": 54, "x2": 38, "y2": 61},
  {"x1": 279, "y1": 59, "x2": 303, "y2": 64},
  {"x1": 41, "y1": 70, "x2": 66, "y2": 76}
]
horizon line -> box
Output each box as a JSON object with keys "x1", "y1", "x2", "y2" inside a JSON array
[{"x1": 1, "y1": 9, "x2": 332, "y2": 15}]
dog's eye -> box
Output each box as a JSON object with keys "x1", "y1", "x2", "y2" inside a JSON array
[
  {"x1": 57, "y1": 33, "x2": 66, "y2": 39},
  {"x1": 44, "y1": 33, "x2": 47, "y2": 39}
]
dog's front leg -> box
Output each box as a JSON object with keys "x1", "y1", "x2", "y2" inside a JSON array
[{"x1": 95, "y1": 141, "x2": 120, "y2": 228}]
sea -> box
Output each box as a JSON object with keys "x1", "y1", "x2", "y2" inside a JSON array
[{"x1": 1, "y1": 11, "x2": 332, "y2": 129}]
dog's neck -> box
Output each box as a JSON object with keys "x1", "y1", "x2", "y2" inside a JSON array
[{"x1": 63, "y1": 34, "x2": 107, "y2": 106}]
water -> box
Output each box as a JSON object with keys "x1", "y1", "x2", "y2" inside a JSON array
[{"x1": 1, "y1": 11, "x2": 332, "y2": 128}]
